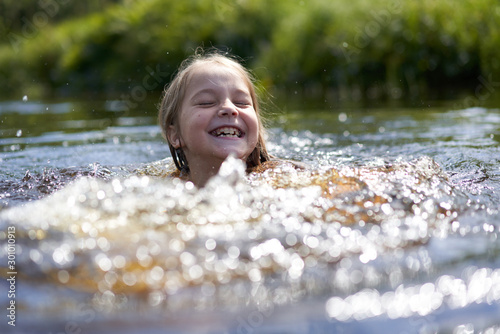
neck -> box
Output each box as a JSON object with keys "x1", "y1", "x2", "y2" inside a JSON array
[{"x1": 187, "y1": 161, "x2": 222, "y2": 187}]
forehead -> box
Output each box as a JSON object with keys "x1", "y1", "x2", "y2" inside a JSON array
[{"x1": 185, "y1": 63, "x2": 251, "y2": 93}]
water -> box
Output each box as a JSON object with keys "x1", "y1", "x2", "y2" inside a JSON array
[{"x1": 1, "y1": 99, "x2": 500, "y2": 333}]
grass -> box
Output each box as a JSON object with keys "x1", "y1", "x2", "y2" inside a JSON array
[{"x1": 0, "y1": 0, "x2": 499, "y2": 102}]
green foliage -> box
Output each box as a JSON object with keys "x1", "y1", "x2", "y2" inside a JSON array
[{"x1": 0, "y1": 0, "x2": 499, "y2": 101}]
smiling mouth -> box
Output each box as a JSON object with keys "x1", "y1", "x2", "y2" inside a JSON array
[{"x1": 210, "y1": 127, "x2": 243, "y2": 138}]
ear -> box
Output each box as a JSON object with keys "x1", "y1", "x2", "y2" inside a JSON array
[{"x1": 166, "y1": 125, "x2": 182, "y2": 148}]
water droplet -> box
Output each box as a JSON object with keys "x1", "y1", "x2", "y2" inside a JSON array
[
  {"x1": 248, "y1": 268, "x2": 262, "y2": 282},
  {"x1": 112, "y1": 255, "x2": 126, "y2": 269},
  {"x1": 227, "y1": 246, "x2": 240, "y2": 259},
  {"x1": 188, "y1": 265, "x2": 203, "y2": 280},
  {"x1": 122, "y1": 272, "x2": 137, "y2": 286},
  {"x1": 150, "y1": 266, "x2": 165, "y2": 281},
  {"x1": 58, "y1": 270, "x2": 70, "y2": 284},
  {"x1": 205, "y1": 239, "x2": 216, "y2": 250},
  {"x1": 96, "y1": 254, "x2": 112, "y2": 271}
]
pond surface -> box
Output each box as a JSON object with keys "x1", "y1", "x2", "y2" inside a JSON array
[{"x1": 1, "y1": 98, "x2": 500, "y2": 333}]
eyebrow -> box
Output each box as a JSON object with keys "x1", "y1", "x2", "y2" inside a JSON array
[
  {"x1": 190, "y1": 89, "x2": 216, "y2": 99},
  {"x1": 190, "y1": 88, "x2": 251, "y2": 101}
]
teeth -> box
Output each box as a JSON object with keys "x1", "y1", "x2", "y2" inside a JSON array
[{"x1": 211, "y1": 127, "x2": 242, "y2": 137}]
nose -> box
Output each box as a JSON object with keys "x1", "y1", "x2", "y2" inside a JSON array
[{"x1": 218, "y1": 99, "x2": 238, "y2": 117}]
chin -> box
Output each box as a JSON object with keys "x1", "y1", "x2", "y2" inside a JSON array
[{"x1": 217, "y1": 148, "x2": 250, "y2": 161}]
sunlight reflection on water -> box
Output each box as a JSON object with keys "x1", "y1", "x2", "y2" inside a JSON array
[{"x1": 1, "y1": 103, "x2": 500, "y2": 333}]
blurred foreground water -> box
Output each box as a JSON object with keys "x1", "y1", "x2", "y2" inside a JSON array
[{"x1": 1, "y1": 100, "x2": 500, "y2": 333}]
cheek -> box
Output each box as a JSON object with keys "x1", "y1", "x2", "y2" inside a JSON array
[
  {"x1": 251, "y1": 131, "x2": 259, "y2": 149},
  {"x1": 248, "y1": 115, "x2": 260, "y2": 143},
  {"x1": 179, "y1": 113, "x2": 210, "y2": 143},
  {"x1": 189, "y1": 113, "x2": 208, "y2": 126}
]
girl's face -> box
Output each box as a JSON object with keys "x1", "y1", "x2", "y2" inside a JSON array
[{"x1": 168, "y1": 63, "x2": 259, "y2": 171}]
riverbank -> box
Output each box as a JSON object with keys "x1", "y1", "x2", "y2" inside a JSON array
[{"x1": 1, "y1": 0, "x2": 499, "y2": 102}]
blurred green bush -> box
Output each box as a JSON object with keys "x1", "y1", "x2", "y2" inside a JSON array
[{"x1": 0, "y1": 0, "x2": 499, "y2": 102}]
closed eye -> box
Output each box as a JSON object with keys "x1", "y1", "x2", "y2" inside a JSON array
[
  {"x1": 197, "y1": 101, "x2": 216, "y2": 107},
  {"x1": 234, "y1": 101, "x2": 252, "y2": 107}
]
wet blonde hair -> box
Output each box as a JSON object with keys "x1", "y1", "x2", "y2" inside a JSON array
[{"x1": 158, "y1": 49, "x2": 271, "y2": 173}]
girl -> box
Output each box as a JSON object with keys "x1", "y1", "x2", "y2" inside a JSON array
[{"x1": 158, "y1": 49, "x2": 272, "y2": 187}]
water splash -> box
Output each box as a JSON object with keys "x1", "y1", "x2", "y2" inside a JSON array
[
  {"x1": 0, "y1": 163, "x2": 123, "y2": 207},
  {"x1": 0, "y1": 155, "x2": 468, "y2": 320},
  {"x1": 326, "y1": 267, "x2": 500, "y2": 321}
]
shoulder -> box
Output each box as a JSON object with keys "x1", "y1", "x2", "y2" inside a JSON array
[
  {"x1": 132, "y1": 158, "x2": 189, "y2": 180},
  {"x1": 248, "y1": 158, "x2": 310, "y2": 174}
]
